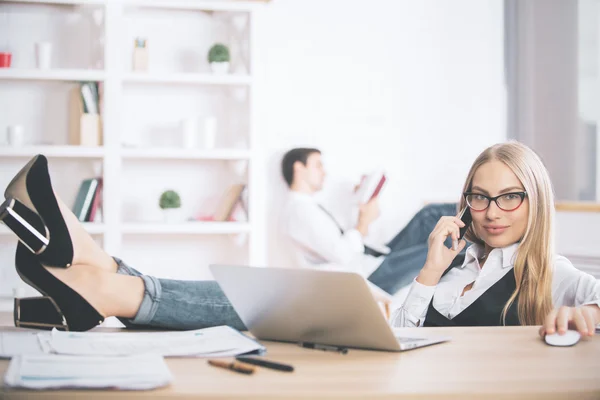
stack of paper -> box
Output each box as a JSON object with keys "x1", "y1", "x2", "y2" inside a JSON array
[
  {"x1": 5, "y1": 354, "x2": 172, "y2": 390},
  {"x1": 2, "y1": 325, "x2": 263, "y2": 390},
  {"x1": 0, "y1": 332, "x2": 48, "y2": 358},
  {"x1": 40, "y1": 325, "x2": 264, "y2": 357}
]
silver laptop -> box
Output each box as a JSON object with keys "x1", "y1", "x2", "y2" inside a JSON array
[{"x1": 210, "y1": 265, "x2": 450, "y2": 352}]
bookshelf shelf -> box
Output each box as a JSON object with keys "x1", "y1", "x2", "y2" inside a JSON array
[
  {"x1": 121, "y1": 148, "x2": 251, "y2": 160},
  {"x1": 0, "y1": 69, "x2": 106, "y2": 82},
  {"x1": 4, "y1": 0, "x2": 267, "y2": 9},
  {"x1": 121, "y1": 222, "x2": 251, "y2": 235},
  {"x1": 123, "y1": 73, "x2": 252, "y2": 86},
  {"x1": 0, "y1": 146, "x2": 105, "y2": 159},
  {"x1": 122, "y1": 0, "x2": 265, "y2": 12},
  {"x1": 2, "y1": 0, "x2": 105, "y2": 5},
  {"x1": 0, "y1": 223, "x2": 105, "y2": 236}
]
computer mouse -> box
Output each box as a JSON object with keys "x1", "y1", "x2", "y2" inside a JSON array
[{"x1": 544, "y1": 330, "x2": 581, "y2": 347}]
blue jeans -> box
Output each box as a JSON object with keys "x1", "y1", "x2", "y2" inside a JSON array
[
  {"x1": 115, "y1": 258, "x2": 246, "y2": 331},
  {"x1": 368, "y1": 203, "x2": 459, "y2": 294},
  {"x1": 116, "y1": 203, "x2": 458, "y2": 329}
]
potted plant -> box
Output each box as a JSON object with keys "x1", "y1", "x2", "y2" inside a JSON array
[
  {"x1": 208, "y1": 43, "x2": 230, "y2": 74},
  {"x1": 159, "y1": 190, "x2": 182, "y2": 222}
]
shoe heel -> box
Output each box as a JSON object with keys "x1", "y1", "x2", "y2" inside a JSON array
[
  {"x1": 14, "y1": 296, "x2": 68, "y2": 331},
  {"x1": 0, "y1": 197, "x2": 48, "y2": 254}
]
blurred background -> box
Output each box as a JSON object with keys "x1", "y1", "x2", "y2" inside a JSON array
[{"x1": 0, "y1": 0, "x2": 598, "y2": 310}]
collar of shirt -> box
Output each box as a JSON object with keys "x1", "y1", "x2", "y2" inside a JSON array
[
  {"x1": 289, "y1": 191, "x2": 315, "y2": 202},
  {"x1": 461, "y1": 242, "x2": 519, "y2": 270}
]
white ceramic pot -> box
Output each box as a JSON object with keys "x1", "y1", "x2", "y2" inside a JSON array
[
  {"x1": 35, "y1": 42, "x2": 53, "y2": 69},
  {"x1": 162, "y1": 208, "x2": 182, "y2": 223},
  {"x1": 203, "y1": 116, "x2": 217, "y2": 149},
  {"x1": 181, "y1": 117, "x2": 199, "y2": 149},
  {"x1": 7, "y1": 125, "x2": 25, "y2": 147},
  {"x1": 210, "y1": 62, "x2": 230, "y2": 74}
]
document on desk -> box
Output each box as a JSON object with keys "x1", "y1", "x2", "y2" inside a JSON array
[
  {"x1": 0, "y1": 331, "x2": 49, "y2": 358},
  {"x1": 4, "y1": 354, "x2": 172, "y2": 390},
  {"x1": 40, "y1": 325, "x2": 264, "y2": 357}
]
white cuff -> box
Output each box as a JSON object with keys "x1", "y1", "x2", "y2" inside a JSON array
[
  {"x1": 401, "y1": 278, "x2": 437, "y2": 324},
  {"x1": 343, "y1": 229, "x2": 366, "y2": 253}
]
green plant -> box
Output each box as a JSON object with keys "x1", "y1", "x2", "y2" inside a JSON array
[
  {"x1": 159, "y1": 190, "x2": 181, "y2": 209},
  {"x1": 208, "y1": 43, "x2": 230, "y2": 63}
]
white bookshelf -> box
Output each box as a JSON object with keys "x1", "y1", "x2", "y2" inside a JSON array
[
  {"x1": 123, "y1": 73, "x2": 252, "y2": 86},
  {"x1": 0, "y1": 0, "x2": 265, "y2": 299},
  {"x1": 121, "y1": 222, "x2": 251, "y2": 235},
  {"x1": 1, "y1": 0, "x2": 105, "y2": 5},
  {"x1": 0, "y1": 146, "x2": 105, "y2": 159},
  {"x1": 2, "y1": 0, "x2": 266, "y2": 10},
  {"x1": 0, "y1": 223, "x2": 106, "y2": 235},
  {"x1": 0, "y1": 69, "x2": 106, "y2": 82},
  {"x1": 120, "y1": 148, "x2": 250, "y2": 160},
  {"x1": 122, "y1": 0, "x2": 266, "y2": 12}
]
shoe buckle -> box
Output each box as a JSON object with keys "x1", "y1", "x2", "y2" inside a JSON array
[{"x1": 1, "y1": 198, "x2": 49, "y2": 255}]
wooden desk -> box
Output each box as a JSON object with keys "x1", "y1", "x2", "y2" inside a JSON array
[{"x1": 0, "y1": 313, "x2": 599, "y2": 399}]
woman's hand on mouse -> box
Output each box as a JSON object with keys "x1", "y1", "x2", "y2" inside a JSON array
[
  {"x1": 417, "y1": 216, "x2": 467, "y2": 286},
  {"x1": 539, "y1": 305, "x2": 600, "y2": 338}
]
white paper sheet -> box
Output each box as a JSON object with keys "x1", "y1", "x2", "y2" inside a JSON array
[
  {"x1": 0, "y1": 332, "x2": 49, "y2": 358},
  {"x1": 42, "y1": 325, "x2": 264, "y2": 357},
  {"x1": 4, "y1": 354, "x2": 172, "y2": 390}
]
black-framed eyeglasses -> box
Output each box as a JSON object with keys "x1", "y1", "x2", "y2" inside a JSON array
[{"x1": 463, "y1": 191, "x2": 527, "y2": 212}]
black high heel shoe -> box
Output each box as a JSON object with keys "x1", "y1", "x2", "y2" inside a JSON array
[
  {"x1": 0, "y1": 155, "x2": 74, "y2": 268},
  {"x1": 14, "y1": 243, "x2": 104, "y2": 331}
]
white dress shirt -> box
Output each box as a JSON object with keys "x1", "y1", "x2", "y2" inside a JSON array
[
  {"x1": 279, "y1": 191, "x2": 382, "y2": 276},
  {"x1": 391, "y1": 243, "x2": 600, "y2": 327}
]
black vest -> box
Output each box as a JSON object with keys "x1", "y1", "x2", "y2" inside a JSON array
[{"x1": 423, "y1": 254, "x2": 520, "y2": 327}]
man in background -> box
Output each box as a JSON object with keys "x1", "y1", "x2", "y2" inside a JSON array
[{"x1": 279, "y1": 147, "x2": 457, "y2": 295}]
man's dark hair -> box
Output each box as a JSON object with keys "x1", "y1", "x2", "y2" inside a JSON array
[{"x1": 281, "y1": 148, "x2": 321, "y2": 187}]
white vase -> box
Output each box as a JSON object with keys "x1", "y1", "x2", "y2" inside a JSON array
[
  {"x1": 203, "y1": 117, "x2": 217, "y2": 149},
  {"x1": 162, "y1": 208, "x2": 181, "y2": 223},
  {"x1": 35, "y1": 42, "x2": 53, "y2": 69},
  {"x1": 210, "y1": 62, "x2": 230, "y2": 74},
  {"x1": 7, "y1": 125, "x2": 25, "y2": 147},
  {"x1": 181, "y1": 117, "x2": 199, "y2": 149}
]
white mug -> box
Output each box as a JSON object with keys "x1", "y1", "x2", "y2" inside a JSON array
[
  {"x1": 7, "y1": 125, "x2": 25, "y2": 147},
  {"x1": 181, "y1": 117, "x2": 198, "y2": 149},
  {"x1": 35, "y1": 42, "x2": 53, "y2": 69},
  {"x1": 13, "y1": 286, "x2": 26, "y2": 299},
  {"x1": 203, "y1": 117, "x2": 217, "y2": 149}
]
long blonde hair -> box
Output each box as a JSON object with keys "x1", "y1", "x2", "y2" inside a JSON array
[{"x1": 459, "y1": 141, "x2": 555, "y2": 325}]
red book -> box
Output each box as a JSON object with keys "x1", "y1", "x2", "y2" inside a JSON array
[
  {"x1": 86, "y1": 178, "x2": 103, "y2": 222},
  {"x1": 355, "y1": 171, "x2": 386, "y2": 204}
]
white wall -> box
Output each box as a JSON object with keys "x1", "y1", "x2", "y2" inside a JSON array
[{"x1": 251, "y1": 0, "x2": 506, "y2": 265}]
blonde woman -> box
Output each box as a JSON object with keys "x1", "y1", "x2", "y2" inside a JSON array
[{"x1": 391, "y1": 141, "x2": 600, "y2": 337}]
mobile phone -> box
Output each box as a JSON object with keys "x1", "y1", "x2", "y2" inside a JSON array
[{"x1": 457, "y1": 206, "x2": 472, "y2": 241}]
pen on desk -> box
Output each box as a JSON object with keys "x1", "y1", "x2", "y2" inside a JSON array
[
  {"x1": 208, "y1": 359, "x2": 255, "y2": 375},
  {"x1": 299, "y1": 342, "x2": 349, "y2": 355},
  {"x1": 235, "y1": 356, "x2": 294, "y2": 372}
]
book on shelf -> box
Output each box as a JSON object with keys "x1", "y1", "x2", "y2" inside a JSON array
[
  {"x1": 69, "y1": 81, "x2": 102, "y2": 147},
  {"x1": 213, "y1": 184, "x2": 246, "y2": 222},
  {"x1": 72, "y1": 178, "x2": 102, "y2": 223},
  {"x1": 196, "y1": 184, "x2": 247, "y2": 222},
  {"x1": 86, "y1": 178, "x2": 103, "y2": 223}
]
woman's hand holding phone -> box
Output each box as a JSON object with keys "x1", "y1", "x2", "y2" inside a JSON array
[{"x1": 417, "y1": 214, "x2": 468, "y2": 286}]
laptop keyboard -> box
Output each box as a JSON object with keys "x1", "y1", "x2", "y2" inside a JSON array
[{"x1": 395, "y1": 336, "x2": 426, "y2": 343}]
